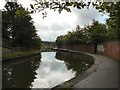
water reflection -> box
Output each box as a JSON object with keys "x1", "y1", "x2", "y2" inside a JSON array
[
  {"x1": 32, "y1": 52, "x2": 76, "y2": 88},
  {"x1": 2, "y1": 54, "x2": 41, "y2": 88},
  {"x1": 55, "y1": 51, "x2": 94, "y2": 75},
  {"x1": 2, "y1": 51, "x2": 93, "y2": 88}
]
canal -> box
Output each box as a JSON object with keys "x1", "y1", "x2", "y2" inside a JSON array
[{"x1": 2, "y1": 51, "x2": 94, "y2": 88}]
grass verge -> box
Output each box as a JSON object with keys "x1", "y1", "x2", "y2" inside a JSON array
[{"x1": 2, "y1": 49, "x2": 41, "y2": 60}]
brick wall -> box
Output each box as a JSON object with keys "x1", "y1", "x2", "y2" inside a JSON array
[
  {"x1": 73, "y1": 44, "x2": 95, "y2": 53},
  {"x1": 57, "y1": 40, "x2": 119, "y2": 60},
  {"x1": 59, "y1": 44, "x2": 95, "y2": 53},
  {"x1": 97, "y1": 40, "x2": 119, "y2": 60}
]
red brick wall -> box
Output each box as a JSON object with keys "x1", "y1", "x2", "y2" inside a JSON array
[
  {"x1": 60, "y1": 44, "x2": 95, "y2": 53},
  {"x1": 72, "y1": 44, "x2": 95, "y2": 53},
  {"x1": 57, "y1": 40, "x2": 119, "y2": 60},
  {"x1": 119, "y1": 41, "x2": 120, "y2": 60},
  {"x1": 97, "y1": 40, "x2": 119, "y2": 60}
]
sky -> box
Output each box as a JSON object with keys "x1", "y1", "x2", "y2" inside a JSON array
[{"x1": 0, "y1": 0, "x2": 108, "y2": 42}]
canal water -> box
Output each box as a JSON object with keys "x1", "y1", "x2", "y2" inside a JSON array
[{"x1": 2, "y1": 51, "x2": 93, "y2": 88}]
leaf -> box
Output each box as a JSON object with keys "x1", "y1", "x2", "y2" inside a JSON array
[
  {"x1": 64, "y1": 7, "x2": 71, "y2": 12},
  {"x1": 30, "y1": 4, "x2": 34, "y2": 9},
  {"x1": 30, "y1": 10, "x2": 34, "y2": 14}
]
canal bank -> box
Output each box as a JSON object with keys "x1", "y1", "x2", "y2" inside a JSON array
[
  {"x1": 2, "y1": 50, "x2": 92, "y2": 88},
  {"x1": 52, "y1": 48, "x2": 118, "y2": 88},
  {"x1": 2, "y1": 49, "x2": 53, "y2": 64},
  {"x1": 2, "y1": 49, "x2": 43, "y2": 64},
  {"x1": 2, "y1": 52, "x2": 41, "y2": 64},
  {"x1": 2, "y1": 48, "x2": 119, "y2": 88}
]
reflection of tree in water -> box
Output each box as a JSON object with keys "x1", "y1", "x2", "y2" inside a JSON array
[
  {"x1": 2, "y1": 54, "x2": 41, "y2": 88},
  {"x1": 55, "y1": 51, "x2": 94, "y2": 75}
]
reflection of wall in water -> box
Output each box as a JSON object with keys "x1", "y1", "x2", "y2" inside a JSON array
[{"x1": 55, "y1": 51, "x2": 94, "y2": 75}]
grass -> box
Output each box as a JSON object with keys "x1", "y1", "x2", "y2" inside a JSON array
[{"x1": 2, "y1": 49, "x2": 41, "y2": 59}]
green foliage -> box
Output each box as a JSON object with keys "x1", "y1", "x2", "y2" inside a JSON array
[
  {"x1": 2, "y1": 12, "x2": 10, "y2": 40},
  {"x1": 29, "y1": 1, "x2": 88, "y2": 18},
  {"x1": 32, "y1": 37, "x2": 41, "y2": 49},
  {"x1": 56, "y1": 20, "x2": 108, "y2": 47},
  {"x1": 55, "y1": 36, "x2": 64, "y2": 48},
  {"x1": 2, "y1": 2, "x2": 41, "y2": 50},
  {"x1": 30, "y1": 1, "x2": 119, "y2": 40},
  {"x1": 88, "y1": 20, "x2": 107, "y2": 44},
  {"x1": 93, "y1": 2, "x2": 120, "y2": 40}
]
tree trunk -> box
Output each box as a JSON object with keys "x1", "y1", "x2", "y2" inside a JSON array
[{"x1": 95, "y1": 44, "x2": 97, "y2": 53}]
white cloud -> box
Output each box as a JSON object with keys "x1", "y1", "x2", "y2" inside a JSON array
[
  {"x1": 71, "y1": 6, "x2": 108, "y2": 26},
  {"x1": 1, "y1": 0, "x2": 108, "y2": 41},
  {"x1": 0, "y1": 0, "x2": 6, "y2": 10},
  {"x1": 31, "y1": 10, "x2": 78, "y2": 41},
  {"x1": 32, "y1": 52, "x2": 76, "y2": 88},
  {"x1": 31, "y1": 7, "x2": 108, "y2": 41}
]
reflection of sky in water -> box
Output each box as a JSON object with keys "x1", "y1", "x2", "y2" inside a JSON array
[{"x1": 32, "y1": 52, "x2": 76, "y2": 88}]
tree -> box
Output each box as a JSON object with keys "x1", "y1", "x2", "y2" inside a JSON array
[
  {"x1": 56, "y1": 20, "x2": 107, "y2": 53},
  {"x1": 55, "y1": 36, "x2": 64, "y2": 48},
  {"x1": 55, "y1": 25, "x2": 89, "y2": 47},
  {"x1": 92, "y1": 2, "x2": 120, "y2": 39},
  {"x1": 29, "y1": 1, "x2": 88, "y2": 15},
  {"x1": 2, "y1": 11, "x2": 10, "y2": 40},
  {"x1": 88, "y1": 20, "x2": 107, "y2": 53},
  {"x1": 32, "y1": 36, "x2": 41, "y2": 49},
  {"x1": 2, "y1": 2, "x2": 41, "y2": 49}
]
